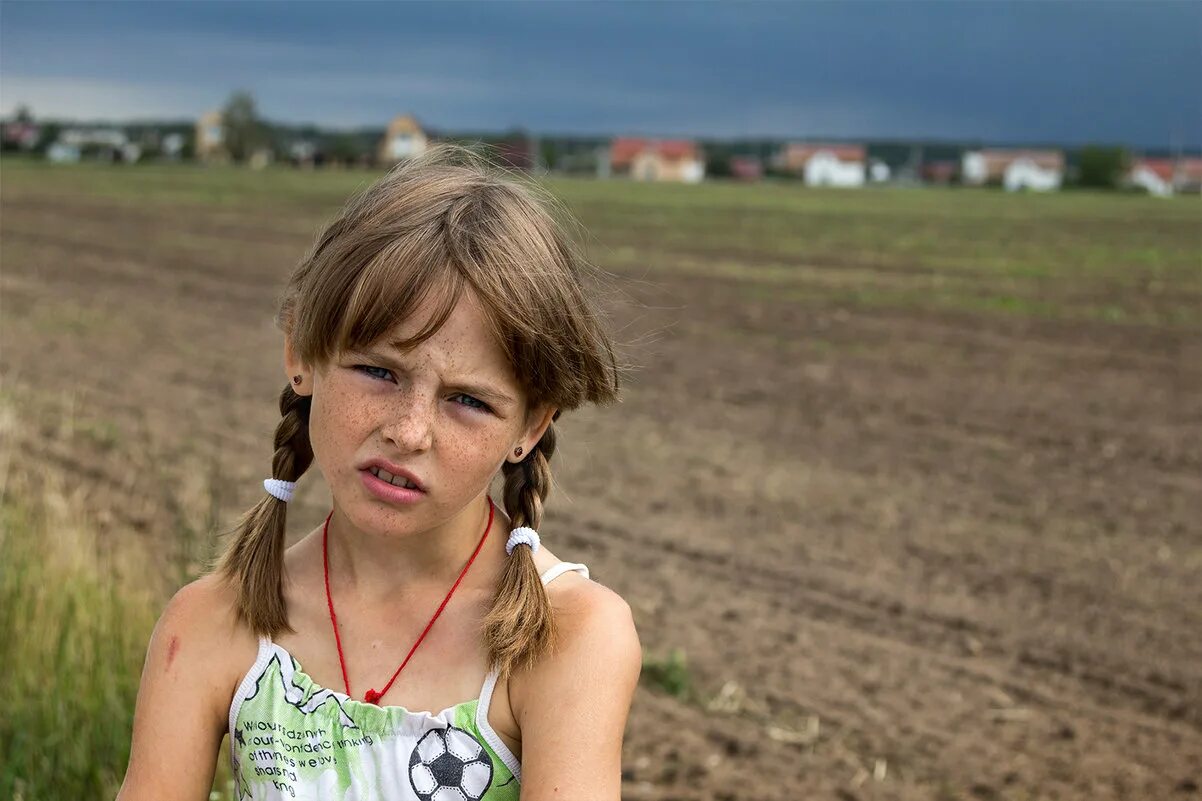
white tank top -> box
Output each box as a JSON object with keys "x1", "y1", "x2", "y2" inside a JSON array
[{"x1": 227, "y1": 561, "x2": 590, "y2": 800}]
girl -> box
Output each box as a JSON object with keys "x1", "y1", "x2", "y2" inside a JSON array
[{"x1": 117, "y1": 144, "x2": 642, "y2": 801}]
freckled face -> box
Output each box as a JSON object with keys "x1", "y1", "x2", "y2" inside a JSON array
[{"x1": 306, "y1": 290, "x2": 529, "y2": 537}]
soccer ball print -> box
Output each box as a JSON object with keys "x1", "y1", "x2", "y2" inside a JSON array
[{"x1": 408, "y1": 725, "x2": 494, "y2": 801}]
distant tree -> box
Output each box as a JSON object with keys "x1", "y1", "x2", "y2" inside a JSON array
[
  {"x1": 221, "y1": 90, "x2": 268, "y2": 163},
  {"x1": 325, "y1": 133, "x2": 365, "y2": 165},
  {"x1": 34, "y1": 122, "x2": 61, "y2": 155},
  {"x1": 179, "y1": 131, "x2": 196, "y2": 161},
  {"x1": 706, "y1": 152, "x2": 733, "y2": 178},
  {"x1": 540, "y1": 140, "x2": 559, "y2": 171},
  {"x1": 13, "y1": 104, "x2": 34, "y2": 124},
  {"x1": 1076, "y1": 146, "x2": 1129, "y2": 189}
]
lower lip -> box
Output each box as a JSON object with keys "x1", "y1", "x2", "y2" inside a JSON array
[{"x1": 359, "y1": 469, "x2": 426, "y2": 505}]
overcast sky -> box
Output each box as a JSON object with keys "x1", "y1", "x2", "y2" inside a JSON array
[{"x1": 2, "y1": 1, "x2": 1199, "y2": 148}]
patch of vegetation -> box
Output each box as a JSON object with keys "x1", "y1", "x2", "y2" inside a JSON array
[
  {"x1": 77, "y1": 417, "x2": 123, "y2": 451},
  {"x1": 0, "y1": 480, "x2": 158, "y2": 798},
  {"x1": 641, "y1": 647, "x2": 693, "y2": 700},
  {"x1": 0, "y1": 402, "x2": 234, "y2": 800}
]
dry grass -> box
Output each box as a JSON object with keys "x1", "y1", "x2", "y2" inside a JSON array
[{"x1": 0, "y1": 398, "x2": 236, "y2": 800}]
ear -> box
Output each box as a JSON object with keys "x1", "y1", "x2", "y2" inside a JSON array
[
  {"x1": 509, "y1": 403, "x2": 557, "y2": 463},
  {"x1": 283, "y1": 334, "x2": 313, "y2": 396}
]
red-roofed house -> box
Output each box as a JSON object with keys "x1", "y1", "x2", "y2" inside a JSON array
[
  {"x1": 773, "y1": 143, "x2": 867, "y2": 187},
  {"x1": 608, "y1": 137, "x2": 704, "y2": 182},
  {"x1": 1129, "y1": 158, "x2": 1175, "y2": 196},
  {"x1": 2, "y1": 121, "x2": 41, "y2": 151},
  {"x1": 729, "y1": 155, "x2": 763, "y2": 182},
  {"x1": 961, "y1": 149, "x2": 1064, "y2": 191},
  {"x1": 1127, "y1": 157, "x2": 1202, "y2": 196},
  {"x1": 921, "y1": 160, "x2": 958, "y2": 186},
  {"x1": 1180, "y1": 158, "x2": 1202, "y2": 192}
]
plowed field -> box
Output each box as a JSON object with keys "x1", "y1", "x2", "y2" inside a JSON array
[{"x1": 2, "y1": 161, "x2": 1199, "y2": 800}]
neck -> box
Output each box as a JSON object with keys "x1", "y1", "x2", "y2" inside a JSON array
[{"x1": 324, "y1": 494, "x2": 505, "y2": 605}]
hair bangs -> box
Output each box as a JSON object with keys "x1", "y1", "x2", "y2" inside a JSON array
[{"x1": 335, "y1": 235, "x2": 467, "y2": 357}]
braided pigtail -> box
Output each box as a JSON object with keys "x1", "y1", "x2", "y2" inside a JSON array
[
  {"x1": 483, "y1": 418, "x2": 559, "y2": 678},
  {"x1": 214, "y1": 383, "x2": 314, "y2": 635}
]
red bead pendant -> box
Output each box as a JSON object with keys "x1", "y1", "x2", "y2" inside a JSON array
[{"x1": 364, "y1": 689, "x2": 382, "y2": 705}]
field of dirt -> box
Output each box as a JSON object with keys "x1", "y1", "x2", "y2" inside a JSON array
[{"x1": 2, "y1": 162, "x2": 1200, "y2": 800}]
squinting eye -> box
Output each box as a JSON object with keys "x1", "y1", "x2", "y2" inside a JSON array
[
  {"x1": 453, "y1": 393, "x2": 490, "y2": 412},
  {"x1": 354, "y1": 365, "x2": 394, "y2": 382},
  {"x1": 351, "y1": 365, "x2": 490, "y2": 411}
]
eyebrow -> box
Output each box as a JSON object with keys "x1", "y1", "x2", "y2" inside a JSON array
[{"x1": 351, "y1": 346, "x2": 517, "y2": 407}]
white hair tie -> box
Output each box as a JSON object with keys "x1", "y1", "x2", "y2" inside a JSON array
[
  {"x1": 505, "y1": 527, "x2": 540, "y2": 556},
  {"x1": 263, "y1": 478, "x2": 297, "y2": 503}
]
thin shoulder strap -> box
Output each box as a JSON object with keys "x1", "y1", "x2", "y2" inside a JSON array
[
  {"x1": 476, "y1": 559, "x2": 591, "y2": 783},
  {"x1": 539, "y1": 561, "x2": 589, "y2": 585}
]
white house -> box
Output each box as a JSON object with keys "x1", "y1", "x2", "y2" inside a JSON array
[
  {"x1": 775, "y1": 143, "x2": 868, "y2": 188},
  {"x1": 806, "y1": 150, "x2": 866, "y2": 187},
  {"x1": 1126, "y1": 158, "x2": 1202, "y2": 196},
  {"x1": 378, "y1": 114, "x2": 428, "y2": 165},
  {"x1": 1003, "y1": 158, "x2": 1062, "y2": 191},
  {"x1": 962, "y1": 149, "x2": 1065, "y2": 192},
  {"x1": 1128, "y1": 161, "x2": 1173, "y2": 197},
  {"x1": 50, "y1": 127, "x2": 140, "y2": 163}
]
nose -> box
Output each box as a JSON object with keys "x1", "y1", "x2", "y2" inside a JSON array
[{"x1": 380, "y1": 390, "x2": 434, "y2": 453}]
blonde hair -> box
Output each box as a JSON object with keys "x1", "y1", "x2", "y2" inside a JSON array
[{"x1": 215, "y1": 143, "x2": 621, "y2": 678}]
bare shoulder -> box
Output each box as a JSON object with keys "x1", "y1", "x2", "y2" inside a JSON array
[
  {"x1": 512, "y1": 568, "x2": 642, "y2": 719},
  {"x1": 530, "y1": 544, "x2": 639, "y2": 662},
  {"x1": 116, "y1": 572, "x2": 258, "y2": 799},
  {"x1": 548, "y1": 569, "x2": 636, "y2": 638},
  {"x1": 159, "y1": 571, "x2": 260, "y2": 695},
  {"x1": 507, "y1": 571, "x2": 642, "y2": 798}
]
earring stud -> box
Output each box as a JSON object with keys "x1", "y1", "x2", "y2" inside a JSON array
[
  {"x1": 292, "y1": 375, "x2": 302, "y2": 385},
  {"x1": 514, "y1": 446, "x2": 523, "y2": 458}
]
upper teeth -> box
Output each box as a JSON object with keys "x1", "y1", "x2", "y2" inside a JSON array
[{"x1": 370, "y1": 466, "x2": 417, "y2": 489}]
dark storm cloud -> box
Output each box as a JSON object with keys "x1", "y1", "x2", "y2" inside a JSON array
[{"x1": 1, "y1": 1, "x2": 1198, "y2": 147}]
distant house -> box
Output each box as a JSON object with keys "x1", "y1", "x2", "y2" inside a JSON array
[
  {"x1": 607, "y1": 137, "x2": 704, "y2": 182},
  {"x1": 46, "y1": 142, "x2": 80, "y2": 163},
  {"x1": 195, "y1": 110, "x2": 227, "y2": 163},
  {"x1": 1, "y1": 121, "x2": 41, "y2": 151},
  {"x1": 161, "y1": 133, "x2": 185, "y2": 160},
  {"x1": 49, "y1": 128, "x2": 140, "y2": 163},
  {"x1": 774, "y1": 143, "x2": 867, "y2": 187},
  {"x1": 1169, "y1": 158, "x2": 1202, "y2": 193},
  {"x1": 920, "y1": 160, "x2": 958, "y2": 186},
  {"x1": 490, "y1": 133, "x2": 539, "y2": 171},
  {"x1": 961, "y1": 149, "x2": 1064, "y2": 191},
  {"x1": 377, "y1": 114, "x2": 428, "y2": 165},
  {"x1": 1129, "y1": 159, "x2": 1175, "y2": 197},
  {"x1": 729, "y1": 155, "x2": 763, "y2": 182},
  {"x1": 289, "y1": 140, "x2": 321, "y2": 168},
  {"x1": 1127, "y1": 157, "x2": 1202, "y2": 196}
]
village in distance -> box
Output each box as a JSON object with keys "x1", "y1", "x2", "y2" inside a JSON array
[{"x1": 2, "y1": 89, "x2": 1200, "y2": 197}]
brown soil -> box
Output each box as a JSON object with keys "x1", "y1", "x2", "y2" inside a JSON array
[{"x1": 2, "y1": 185, "x2": 1200, "y2": 800}]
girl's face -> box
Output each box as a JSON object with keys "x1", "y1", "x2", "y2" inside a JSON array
[{"x1": 287, "y1": 290, "x2": 554, "y2": 538}]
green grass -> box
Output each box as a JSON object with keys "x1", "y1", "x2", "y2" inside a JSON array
[
  {"x1": 0, "y1": 478, "x2": 159, "y2": 798},
  {"x1": 0, "y1": 400, "x2": 234, "y2": 800},
  {"x1": 0, "y1": 156, "x2": 378, "y2": 209},
  {"x1": 8, "y1": 155, "x2": 1195, "y2": 328}
]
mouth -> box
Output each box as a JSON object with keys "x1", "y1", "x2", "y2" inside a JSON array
[{"x1": 365, "y1": 465, "x2": 422, "y2": 491}]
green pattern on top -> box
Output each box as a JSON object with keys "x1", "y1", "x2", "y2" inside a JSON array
[{"x1": 230, "y1": 645, "x2": 519, "y2": 800}]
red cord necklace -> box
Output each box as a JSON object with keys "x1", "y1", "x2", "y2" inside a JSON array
[{"x1": 322, "y1": 496, "x2": 495, "y2": 705}]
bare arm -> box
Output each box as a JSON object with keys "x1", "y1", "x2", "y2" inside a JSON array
[
  {"x1": 514, "y1": 582, "x2": 642, "y2": 800},
  {"x1": 116, "y1": 575, "x2": 245, "y2": 801}
]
